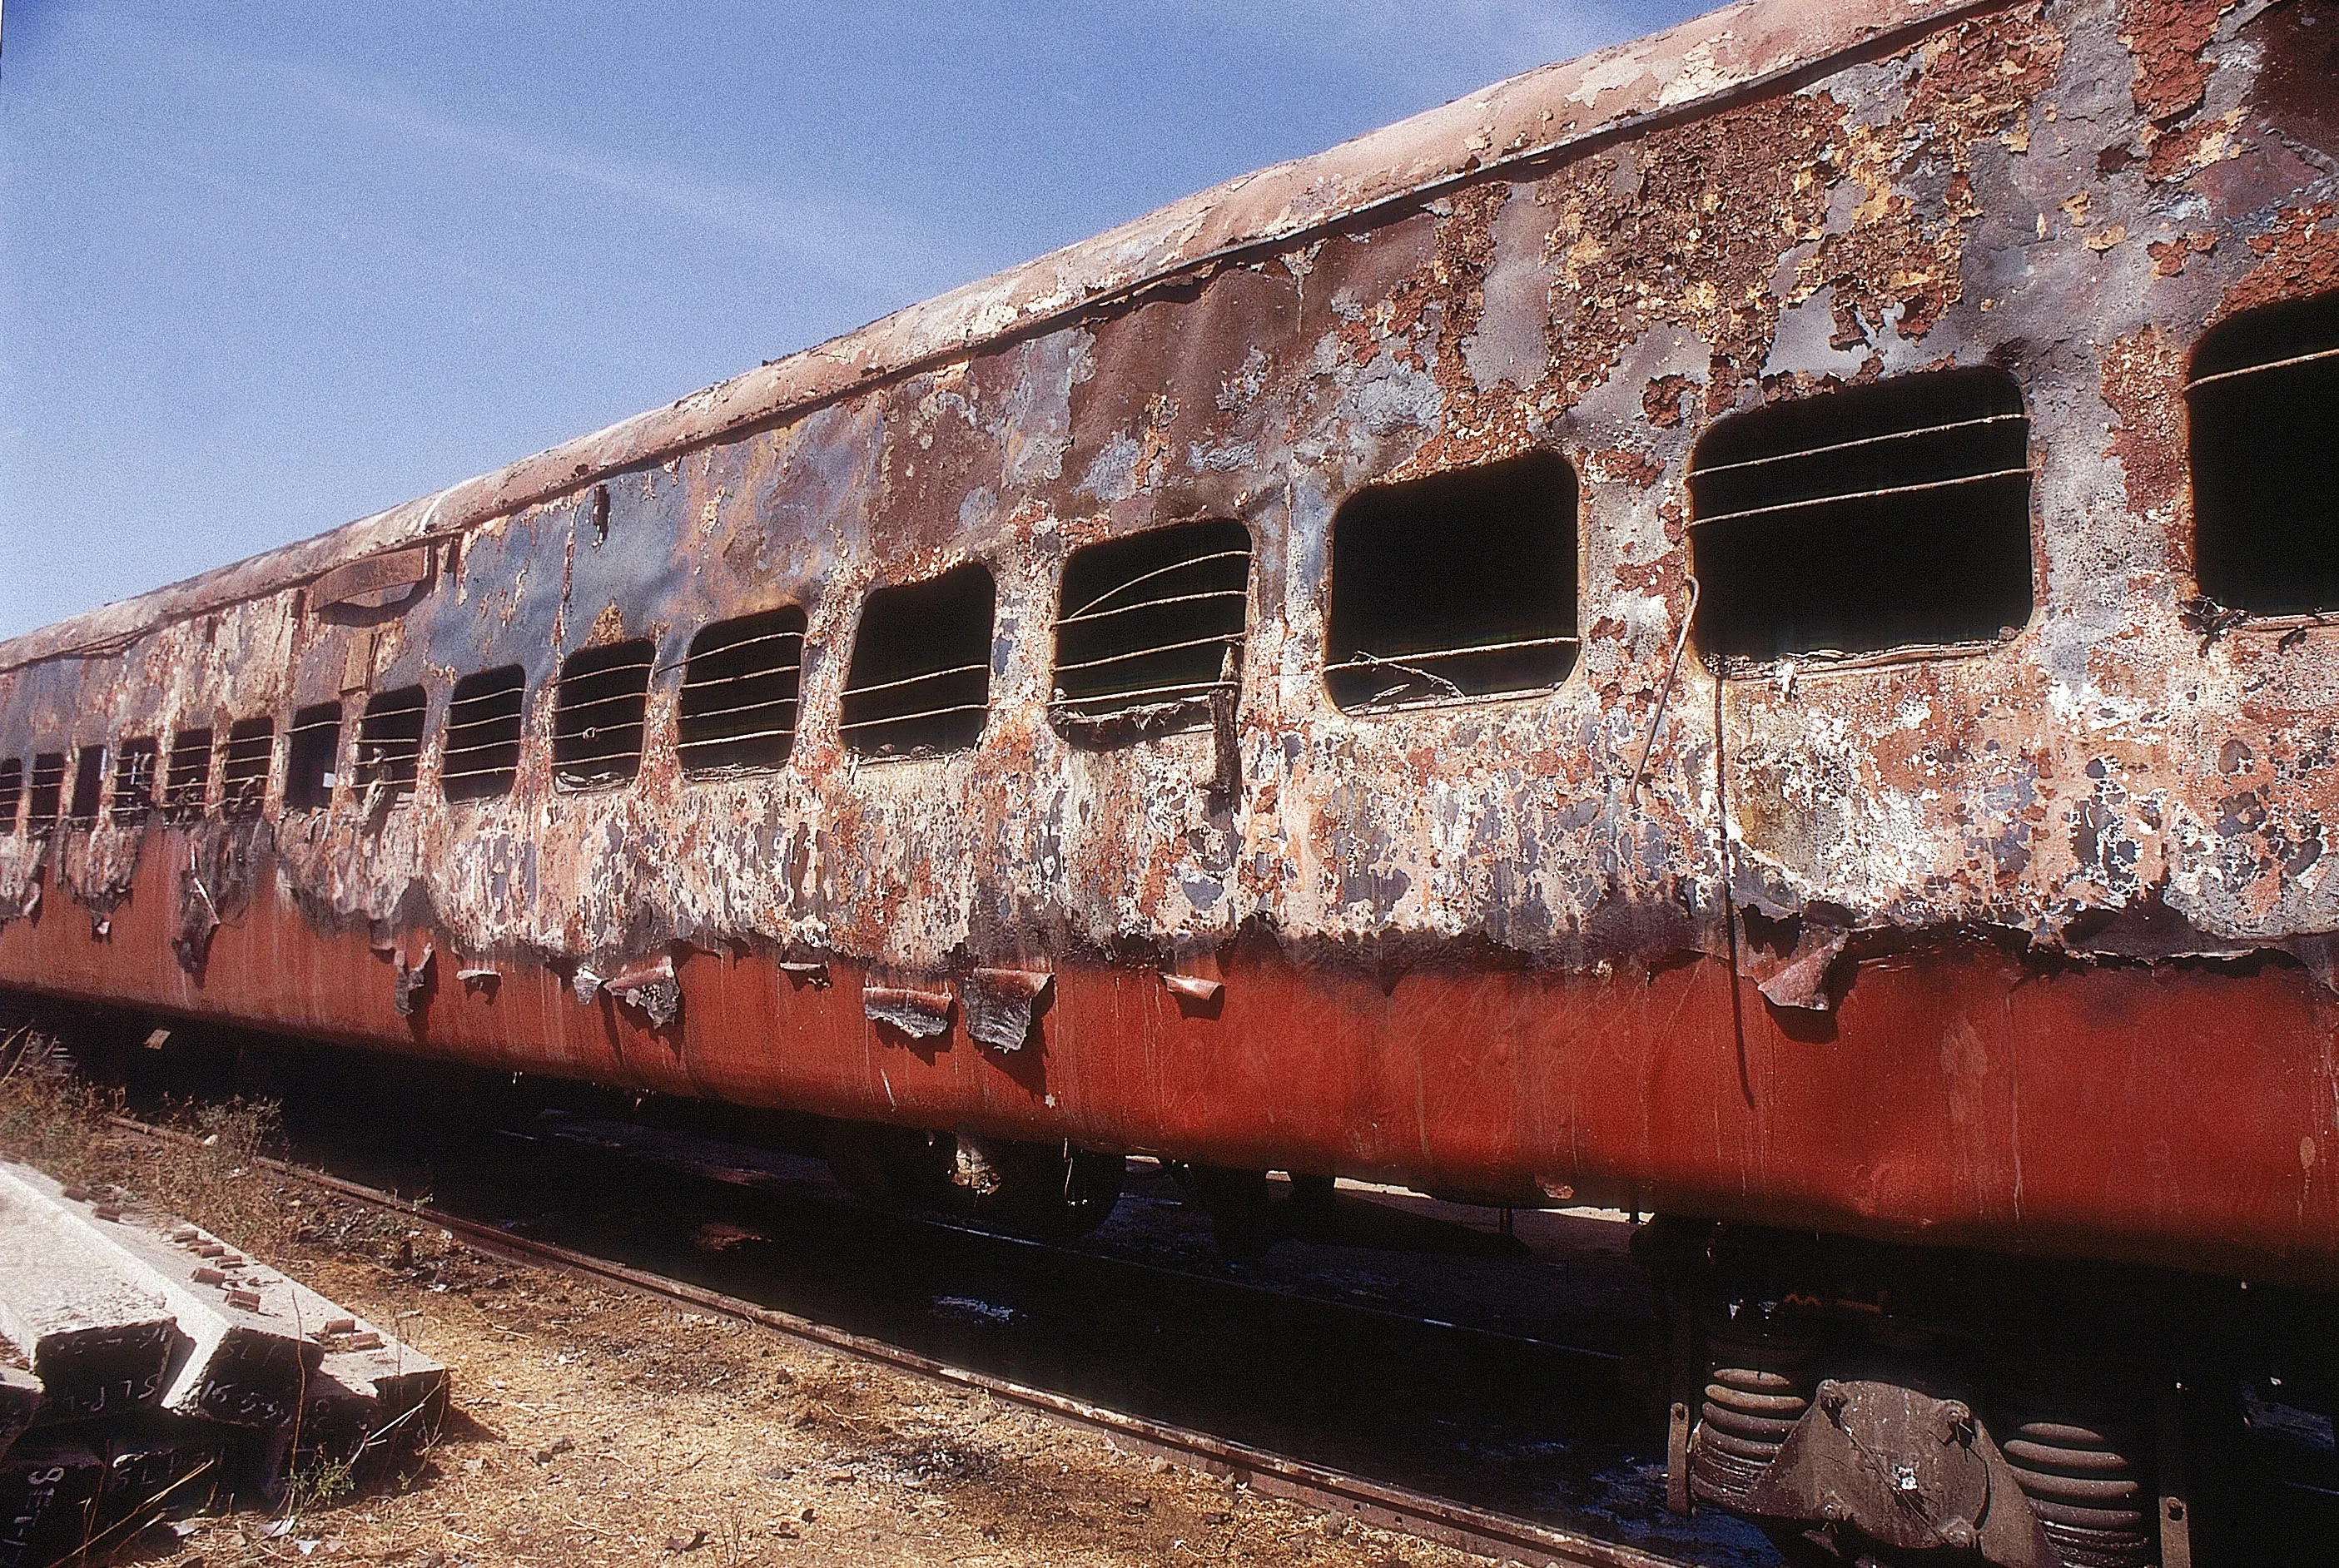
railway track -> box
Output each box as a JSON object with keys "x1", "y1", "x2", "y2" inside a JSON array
[{"x1": 104, "y1": 1109, "x2": 1721, "y2": 1568}]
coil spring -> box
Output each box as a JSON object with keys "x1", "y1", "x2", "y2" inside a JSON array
[
  {"x1": 1690, "y1": 1315, "x2": 1819, "y2": 1510},
  {"x1": 1996, "y1": 1398, "x2": 2154, "y2": 1568}
]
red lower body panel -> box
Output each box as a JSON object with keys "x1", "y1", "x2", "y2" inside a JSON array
[{"x1": 4, "y1": 835, "x2": 2334, "y2": 1289}]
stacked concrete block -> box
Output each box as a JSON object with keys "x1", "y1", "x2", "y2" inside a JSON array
[{"x1": 0, "y1": 1159, "x2": 448, "y2": 1566}]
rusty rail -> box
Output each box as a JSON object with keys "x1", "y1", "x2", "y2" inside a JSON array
[{"x1": 107, "y1": 1114, "x2": 1681, "y2": 1568}]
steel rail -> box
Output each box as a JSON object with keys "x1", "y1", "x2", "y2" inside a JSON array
[{"x1": 104, "y1": 1114, "x2": 1680, "y2": 1568}]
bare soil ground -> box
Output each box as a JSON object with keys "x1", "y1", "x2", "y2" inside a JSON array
[{"x1": 1, "y1": 1072, "x2": 1492, "y2": 1568}]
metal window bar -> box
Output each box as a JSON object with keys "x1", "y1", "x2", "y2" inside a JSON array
[
  {"x1": 675, "y1": 693, "x2": 798, "y2": 727},
  {"x1": 111, "y1": 742, "x2": 158, "y2": 822},
  {"x1": 839, "y1": 661, "x2": 990, "y2": 702},
  {"x1": 837, "y1": 702, "x2": 991, "y2": 734},
  {"x1": 66, "y1": 747, "x2": 107, "y2": 825},
  {"x1": 1050, "y1": 676, "x2": 1237, "y2": 710},
  {"x1": 1055, "y1": 632, "x2": 1244, "y2": 677},
  {"x1": 1054, "y1": 588, "x2": 1250, "y2": 629},
  {"x1": 1322, "y1": 633, "x2": 1583, "y2": 675},
  {"x1": 357, "y1": 692, "x2": 427, "y2": 796},
  {"x1": 673, "y1": 662, "x2": 803, "y2": 697},
  {"x1": 165, "y1": 732, "x2": 213, "y2": 814},
  {"x1": 27, "y1": 754, "x2": 65, "y2": 830},
  {"x1": 1064, "y1": 548, "x2": 1252, "y2": 621},
  {"x1": 678, "y1": 725, "x2": 798, "y2": 751},
  {"x1": 1690, "y1": 413, "x2": 2029, "y2": 479},
  {"x1": 444, "y1": 707, "x2": 524, "y2": 736},
  {"x1": 657, "y1": 628, "x2": 804, "y2": 673},
  {"x1": 2185, "y1": 342, "x2": 2339, "y2": 391},
  {"x1": 221, "y1": 722, "x2": 273, "y2": 813},
  {"x1": 0, "y1": 760, "x2": 22, "y2": 829},
  {"x1": 1689, "y1": 467, "x2": 2032, "y2": 529},
  {"x1": 554, "y1": 688, "x2": 653, "y2": 718}
]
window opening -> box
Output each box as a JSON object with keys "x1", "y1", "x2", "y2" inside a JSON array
[
  {"x1": 443, "y1": 666, "x2": 525, "y2": 801},
  {"x1": 356, "y1": 686, "x2": 427, "y2": 800},
  {"x1": 285, "y1": 703, "x2": 342, "y2": 811},
  {"x1": 221, "y1": 719, "x2": 274, "y2": 816},
  {"x1": 27, "y1": 752, "x2": 65, "y2": 834},
  {"x1": 111, "y1": 738, "x2": 158, "y2": 823},
  {"x1": 67, "y1": 747, "x2": 106, "y2": 826},
  {"x1": 678, "y1": 608, "x2": 804, "y2": 776},
  {"x1": 1325, "y1": 452, "x2": 1579, "y2": 711},
  {"x1": 165, "y1": 728, "x2": 213, "y2": 817},
  {"x1": 840, "y1": 564, "x2": 995, "y2": 756},
  {"x1": 1689, "y1": 367, "x2": 2033, "y2": 668},
  {"x1": 553, "y1": 640, "x2": 653, "y2": 788},
  {"x1": 2188, "y1": 292, "x2": 2339, "y2": 617},
  {"x1": 1052, "y1": 520, "x2": 1249, "y2": 739},
  {"x1": 0, "y1": 760, "x2": 21, "y2": 832}
]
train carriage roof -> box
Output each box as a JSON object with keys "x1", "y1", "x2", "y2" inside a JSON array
[{"x1": 0, "y1": 0, "x2": 1978, "y2": 675}]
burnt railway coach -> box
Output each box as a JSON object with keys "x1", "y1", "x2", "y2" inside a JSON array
[{"x1": 3, "y1": 0, "x2": 2337, "y2": 1560}]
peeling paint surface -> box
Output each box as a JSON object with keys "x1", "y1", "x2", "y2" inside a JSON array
[{"x1": 2, "y1": 0, "x2": 2337, "y2": 1285}]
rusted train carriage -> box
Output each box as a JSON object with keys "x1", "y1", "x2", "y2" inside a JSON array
[{"x1": 3, "y1": 0, "x2": 2337, "y2": 1559}]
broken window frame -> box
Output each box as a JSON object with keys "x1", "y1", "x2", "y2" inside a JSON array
[
  {"x1": 110, "y1": 737, "x2": 159, "y2": 824},
  {"x1": 1686, "y1": 365, "x2": 2037, "y2": 675},
  {"x1": 220, "y1": 717, "x2": 276, "y2": 817},
  {"x1": 1050, "y1": 520, "x2": 1252, "y2": 744},
  {"x1": 355, "y1": 685, "x2": 429, "y2": 801},
  {"x1": 441, "y1": 665, "x2": 527, "y2": 802},
  {"x1": 552, "y1": 639, "x2": 655, "y2": 791},
  {"x1": 284, "y1": 703, "x2": 343, "y2": 812},
  {"x1": 27, "y1": 752, "x2": 65, "y2": 836},
  {"x1": 165, "y1": 727, "x2": 214, "y2": 819},
  {"x1": 676, "y1": 608, "x2": 806, "y2": 778},
  {"x1": 1323, "y1": 452, "x2": 1583, "y2": 714},
  {"x1": 0, "y1": 759, "x2": 21, "y2": 834},
  {"x1": 66, "y1": 745, "x2": 106, "y2": 827},
  {"x1": 2184, "y1": 292, "x2": 2339, "y2": 623},
  {"x1": 838, "y1": 563, "x2": 996, "y2": 759}
]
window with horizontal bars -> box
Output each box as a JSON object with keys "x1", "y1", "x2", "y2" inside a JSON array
[
  {"x1": 111, "y1": 737, "x2": 158, "y2": 823},
  {"x1": 1690, "y1": 367, "x2": 2034, "y2": 667},
  {"x1": 443, "y1": 666, "x2": 525, "y2": 801},
  {"x1": 221, "y1": 719, "x2": 273, "y2": 815},
  {"x1": 554, "y1": 640, "x2": 653, "y2": 788},
  {"x1": 678, "y1": 608, "x2": 804, "y2": 776},
  {"x1": 0, "y1": 759, "x2": 21, "y2": 832},
  {"x1": 166, "y1": 728, "x2": 212, "y2": 817},
  {"x1": 356, "y1": 686, "x2": 427, "y2": 800},
  {"x1": 2188, "y1": 292, "x2": 2339, "y2": 617},
  {"x1": 285, "y1": 703, "x2": 342, "y2": 811},
  {"x1": 67, "y1": 746, "x2": 105, "y2": 826},
  {"x1": 1052, "y1": 520, "x2": 1249, "y2": 738},
  {"x1": 27, "y1": 752, "x2": 64, "y2": 834},
  {"x1": 28, "y1": 752, "x2": 64, "y2": 834},
  {"x1": 840, "y1": 565, "x2": 995, "y2": 756},
  {"x1": 1326, "y1": 452, "x2": 1579, "y2": 711}
]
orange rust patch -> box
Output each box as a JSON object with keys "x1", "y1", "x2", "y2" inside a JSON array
[
  {"x1": 2218, "y1": 203, "x2": 2339, "y2": 320},
  {"x1": 1587, "y1": 447, "x2": 1663, "y2": 489},
  {"x1": 2119, "y1": 0, "x2": 2237, "y2": 124},
  {"x1": 2148, "y1": 231, "x2": 2218, "y2": 276},
  {"x1": 2100, "y1": 325, "x2": 2186, "y2": 519}
]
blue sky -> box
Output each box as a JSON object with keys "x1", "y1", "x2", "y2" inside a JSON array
[{"x1": 0, "y1": 1, "x2": 1705, "y2": 640}]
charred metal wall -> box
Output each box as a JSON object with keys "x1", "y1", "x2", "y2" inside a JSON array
[{"x1": 0, "y1": 0, "x2": 2335, "y2": 1272}]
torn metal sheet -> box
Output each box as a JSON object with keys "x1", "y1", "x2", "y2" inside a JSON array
[
  {"x1": 961, "y1": 968, "x2": 1054, "y2": 1052},
  {"x1": 603, "y1": 956, "x2": 681, "y2": 1028},
  {"x1": 864, "y1": 987, "x2": 955, "y2": 1040}
]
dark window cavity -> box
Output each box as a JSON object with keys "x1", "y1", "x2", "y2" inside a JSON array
[
  {"x1": 2188, "y1": 292, "x2": 2339, "y2": 617},
  {"x1": 678, "y1": 608, "x2": 805, "y2": 777},
  {"x1": 1052, "y1": 520, "x2": 1250, "y2": 739},
  {"x1": 840, "y1": 565, "x2": 996, "y2": 757},
  {"x1": 166, "y1": 728, "x2": 213, "y2": 817},
  {"x1": 111, "y1": 737, "x2": 158, "y2": 823},
  {"x1": 285, "y1": 703, "x2": 342, "y2": 811},
  {"x1": 1325, "y1": 452, "x2": 1580, "y2": 711},
  {"x1": 553, "y1": 640, "x2": 653, "y2": 788},
  {"x1": 0, "y1": 760, "x2": 21, "y2": 832},
  {"x1": 221, "y1": 719, "x2": 274, "y2": 816},
  {"x1": 443, "y1": 666, "x2": 525, "y2": 801},
  {"x1": 67, "y1": 746, "x2": 106, "y2": 826},
  {"x1": 356, "y1": 685, "x2": 427, "y2": 800},
  {"x1": 1689, "y1": 367, "x2": 2034, "y2": 667},
  {"x1": 27, "y1": 752, "x2": 64, "y2": 834}
]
